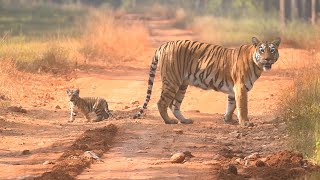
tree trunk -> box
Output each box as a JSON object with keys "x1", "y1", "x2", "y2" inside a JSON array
[
  {"x1": 280, "y1": 0, "x2": 286, "y2": 27},
  {"x1": 301, "y1": 0, "x2": 307, "y2": 20},
  {"x1": 311, "y1": 0, "x2": 316, "y2": 24},
  {"x1": 291, "y1": 0, "x2": 298, "y2": 20}
]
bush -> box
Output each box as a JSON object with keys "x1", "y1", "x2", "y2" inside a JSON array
[
  {"x1": 79, "y1": 9, "x2": 150, "y2": 64},
  {"x1": 281, "y1": 65, "x2": 320, "y2": 162},
  {"x1": 190, "y1": 16, "x2": 320, "y2": 48}
]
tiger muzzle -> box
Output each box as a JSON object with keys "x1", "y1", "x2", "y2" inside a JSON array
[{"x1": 262, "y1": 59, "x2": 273, "y2": 71}]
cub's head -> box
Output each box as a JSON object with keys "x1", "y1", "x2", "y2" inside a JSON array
[
  {"x1": 252, "y1": 37, "x2": 281, "y2": 71},
  {"x1": 66, "y1": 88, "x2": 80, "y2": 102}
]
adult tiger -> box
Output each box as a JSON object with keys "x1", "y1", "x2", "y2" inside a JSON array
[{"x1": 133, "y1": 37, "x2": 281, "y2": 126}]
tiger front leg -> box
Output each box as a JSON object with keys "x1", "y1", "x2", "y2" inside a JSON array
[
  {"x1": 68, "y1": 103, "x2": 77, "y2": 122},
  {"x1": 69, "y1": 111, "x2": 76, "y2": 122},
  {"x1": 234, "y1": 84, "x2": 250, "y2": 126},
  {"x1": 224, "y1": 95, "x2": 236, "y2": 123}
]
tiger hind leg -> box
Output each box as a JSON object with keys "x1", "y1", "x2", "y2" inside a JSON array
[
  {"x1": 169, "y1": 83, "x2": 193, "y2": 124},
  {"x1": 84, "y1": 112, "x2": 91, "y2": 122},
  {"x1": 224, "y1": 95, "x2": 236, "y2": 123},
  {"x1": 157, "y1": 84, "x2": 179, "y2": 124}
]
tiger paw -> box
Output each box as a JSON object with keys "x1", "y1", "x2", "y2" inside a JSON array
[
  {"x1": 180, "y1": 119, "x2": 193, "y2": 124},
  {"x1": 223, "y1": 115, "x2": 232, "y2": 123},
  {"x1": 164, "y1": 119, "x2": 179, "y2": 124},
  {"x1": 240, "y1": 121, "x2": 254, "y2": 127}
]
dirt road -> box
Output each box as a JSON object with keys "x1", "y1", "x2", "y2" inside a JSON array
[{"x1": 0, "y1": 15, "x2": 317, "y2": 180}]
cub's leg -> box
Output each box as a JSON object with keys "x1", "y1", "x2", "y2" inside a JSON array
[
  {"x1": 83, "y1": 111, "x2": 91, "y2": 122},
  {"x1": 68, "y1": 103, "x2": 76, "y2": 122},
  {"x1": 158, "y1": 83, "x2": 179, "y2": 124},
  {"x1": 169, "y1": 83, "x2": 193, "y2": 124},
  {"x1": 93, "y1": 100, "x2": 109, "y2": 122},
  {"x1": 234, "y1": 84, "x2": 249, "y2": 126},
  {"x1": 223, "y1": 95, "x2": 236, "y2": 122},
  {"x1": 93, "y1": 107, "x2": 105, "y2": 122},
  {"x1": 103, "y1": 101, "x2": 110, "y2": 119}
]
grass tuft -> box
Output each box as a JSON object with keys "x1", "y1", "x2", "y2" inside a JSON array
[
  {"x1": 79, "y1": 9, "x2": 150, "y2": 64},
  {"x1": 280, "y1": 61, "x2": 320, "y2": 162}
]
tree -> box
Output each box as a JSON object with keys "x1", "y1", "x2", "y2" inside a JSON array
[
  {"x1": 280, "y1": 0, "x2": 286, "y2": 27},
  {"x1": 291, "y1": 0, "x2": 298, "y2": 19},
  {"x1": 311, "y1": 0, "x2": 316, "y2": 25}
]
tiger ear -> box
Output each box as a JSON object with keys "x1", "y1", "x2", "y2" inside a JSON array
[
  {"x1": 272, "y1": 37, "x2": 281, "y2": 47},
  {"x1": 252, "y1": 37, "x2": 260, "y2": 47},
  {"x1": 66, "y1": 89, "x2": 70, "y2": 94},
  {"x1": 74, "y1": 89, "x2": 80, "y2": 95}
]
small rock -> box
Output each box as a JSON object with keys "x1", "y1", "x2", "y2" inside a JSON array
[
  {"x1": 130, "y1": 101, "x2": 139, "y2": 105},
  {"x1": 137, "y1": 150, "x2": 148, "y2": 153},
  {"x1": 22, "y1": 150, "x2": 31, "y2": 155},
  {"x1": 227, "y1": 164, "x2": 238, "y2": 175},
  {"x1": 55, "y1": 105, "x2": 61, "y2": 109},
  {"x1": 83, "y1": 151, "x2": 103, "y2": 162},
  {"x1": 245, "y1": 153, "x2": 260, "y2": 160},
  {"x1": 183, "y1": 151, "x2": 194, "y2": 158},
  {"x1": 124, "y1": 105, "x2": 130, "y2": 109},
  {"x1": 235, "y1": 158, "x2": 242, "y2": 164},
  {"x1": 170, "y1": 153, "x2": 185, "y2": 163},
  {"x1": 255, "y1": 160, "x2": 266, "y2": 167},
  {"x1": 173, "y1": 129, "x2": 183, "y2": 135},
  {"x1": 43, "y1": 161, "x2": 55, "y2": 165},
  {"x1": 127, "y1": 158, "x2": 133, "y2": 161}
]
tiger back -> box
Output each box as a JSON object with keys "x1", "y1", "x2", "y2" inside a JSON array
[
  {"x1": 134, "y1": 37, "x2": 281, "y2": 126},
  {"x1": 67, "y1": 89, "x2": 110, "y2": 122}
]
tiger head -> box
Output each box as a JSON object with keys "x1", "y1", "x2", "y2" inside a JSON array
[
  {"x1": 252, "y1": 37, "x2": 281, "y2": 71},
  {"x1": 67, "y1": 88, "x2": 80, "y2": 102}
]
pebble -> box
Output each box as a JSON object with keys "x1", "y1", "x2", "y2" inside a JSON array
[
  {"x1": 227, "y1": 164, "x2": 238, "y2": 175},
  {"x1": 255, "y1": 160, "x2": 266, "y2": 167},
  {"x1": 21, "y1": 150, "x2": 31, "y2": 155},
  {"x1": 43, "y1": 160, "x2": 55, "y2": 165},
  {"x1": 170, "y1": 153, "x2": 185, "y2": 163},
  {"x1": 173, "y1": 129, "x2": 183, "y2": 134},
  {"x1": 235, "y1": 158, "x2": 242, "y2": 164},
  {"x1": 244, "y1": 153, "x2": 260, "y2": 160}
]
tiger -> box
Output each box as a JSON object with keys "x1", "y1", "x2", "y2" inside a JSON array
[
  {"x1": 66, "y1": 88, "x2": 110, "y2": 123},
  {"x1": 133, "y1": 37, "x2": 281, "y2": 126}
]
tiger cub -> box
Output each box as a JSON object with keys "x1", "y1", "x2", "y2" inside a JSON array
[{"x1": 67, "y1": 89, "x2": 110, "y2": 122}]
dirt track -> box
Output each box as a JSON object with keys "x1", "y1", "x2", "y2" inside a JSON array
[{"x1": 0, "y1": 15, "x2": 319, "y2": 179}]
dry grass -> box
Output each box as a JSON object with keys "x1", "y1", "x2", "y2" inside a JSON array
[
  {"x1": 0, "y1": 60, "x2": 67, "y2": 106},
  {"x1": 79, "y1": 10, "x2": 150, "y2": 65},
  {"x1": 0, "y1": 9, "x2": 151, "y2": 105},
  {"x1": 190, "y1": 16, "x2": 320, "y2": 48},
  {"x1": 280, "y1": 51, "x2": 320, "y2": 163}
]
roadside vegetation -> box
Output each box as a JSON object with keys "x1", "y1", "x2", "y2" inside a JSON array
[{"x1": 280, "y1": 62, "x2": 320, "y2": 163}]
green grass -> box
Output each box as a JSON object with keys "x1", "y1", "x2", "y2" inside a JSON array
[{"x1": 0, "y1": 4, "x2": 86, "y2": 38}]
